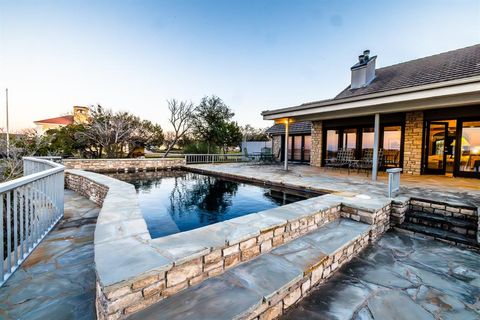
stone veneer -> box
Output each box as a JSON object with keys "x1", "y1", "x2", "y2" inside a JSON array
[
  {"x1": 63, "y1": 158, "x2": 185, "y2": 173},
  {"x1": 272, "y1": 135, "x2": 282, "y2": 161},
  {"x1": 403, "y1": 111, "x2": 424, "y2": 175},
  {"x1": 310, "y1": 120, "x2": 323, "y2": 167}
]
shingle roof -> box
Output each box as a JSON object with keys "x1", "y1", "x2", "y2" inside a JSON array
[
  {"x1": 335, "y1": 44, "x2": 480, "y2": 100},
  {"x1": 34, "y1": 115, "x2": 74, "y2": 125},
  {"x1": 266, "y1": 121, "x2": 312, "y2": 135}
]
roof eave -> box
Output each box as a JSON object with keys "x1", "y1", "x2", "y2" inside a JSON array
[{"x1": 262, "y1": 75, "x2": 480, "y2": 120}]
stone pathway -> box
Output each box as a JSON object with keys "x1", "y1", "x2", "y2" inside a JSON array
[
  {"x1": 0, "y1": 190, "x2": 99, "y2": 320},
  {"x1": 282, "y1": 231, "x2": 480, "y2": 320}
]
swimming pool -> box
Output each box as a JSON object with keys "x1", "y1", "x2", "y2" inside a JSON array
[{"x1": 108, "y1": 170, "x2": 321, "y2": 238}]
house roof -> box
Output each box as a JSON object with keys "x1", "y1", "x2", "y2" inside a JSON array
[
  {"x1": 266, "y1": 121, "x2": 312, "y2": 135},
  {"x1": 34, "y1": 115, "x2": 74, "y2": 125},
  {"x1": 335, "y1": 44, "x2": 480, "y2": 100},
  {"x1": 262, "y1": 44, "x2": 480, "y2": 118}
]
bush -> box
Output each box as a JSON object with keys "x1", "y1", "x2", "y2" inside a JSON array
[{"x1": 183, "y1": 141, "x2": 219, "y2": 154}]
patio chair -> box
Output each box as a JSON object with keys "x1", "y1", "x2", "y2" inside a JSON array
[
  {"x1": 357, "y1": 149, "x2": 384, "y2": 175},
  {"x1": 325, "y1": 149, "x2": 355, "y2": 172}
]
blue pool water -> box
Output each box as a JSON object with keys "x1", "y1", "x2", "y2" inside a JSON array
[{"x1": 108, "y1": 170, "x2": 320, "y2": 238}]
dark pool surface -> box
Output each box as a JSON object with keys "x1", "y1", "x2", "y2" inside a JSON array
[{"x1": 108, "y1": 170, "x2": 321, "y2": 238}]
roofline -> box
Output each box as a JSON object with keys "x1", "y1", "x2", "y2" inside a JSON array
[{"x1": 261, "y1": 75, "x2": 480, "y2": 119}]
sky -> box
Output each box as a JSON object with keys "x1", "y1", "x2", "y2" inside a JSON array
[{"x1": 0, "y1": 0, "x2": 479, "y2": 132}]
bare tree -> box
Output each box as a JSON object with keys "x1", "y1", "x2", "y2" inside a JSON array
[{"x1": 164, "y1": 99, "x2": 196, "y2": 158}]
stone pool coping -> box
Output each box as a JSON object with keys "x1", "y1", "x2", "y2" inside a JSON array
[{"x1": 64, "y1": 168, "x2": 393, "y2": 318}]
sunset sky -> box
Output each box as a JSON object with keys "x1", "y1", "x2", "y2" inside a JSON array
[{"x1": 1, "y1": 0, "x2": 479, "y2": 131}]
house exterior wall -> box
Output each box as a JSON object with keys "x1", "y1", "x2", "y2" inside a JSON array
[
  {"x1": 310, "y1": 121, "x2": 323, "y2": 167},
  {"x1": 403, "y1": 111, "x2": 424, "y2": 175}
]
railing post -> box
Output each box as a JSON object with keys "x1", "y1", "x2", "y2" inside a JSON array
[{"x1": 387, "y1": 168, "x2": 402, "y2": 198}]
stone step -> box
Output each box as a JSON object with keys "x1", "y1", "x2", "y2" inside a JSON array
[
  {"x1": 399, "y1": 222, "x2": 478, "y2": 247},
  {"x1": 127, "y1": 219, "x2": 371, "y2": 320},
  {"x1": 405, "y1": 210, "x2": 477, "y2": 235}
]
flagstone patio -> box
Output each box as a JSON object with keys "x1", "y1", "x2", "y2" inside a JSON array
[
  {"x1": 282, "y1": 230, "x2": 480, "y2": 320},
  {"x1": 0, "y1": 190, "x2": 99, "y2": 320}
]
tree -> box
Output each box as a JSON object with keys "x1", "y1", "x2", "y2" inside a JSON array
[
  {"x1": 192, "y1": 96, "x2": 236, "y2": 153},
  {"x1": 218, "y1": 121, "x2": 243, "y2": 154},
  {"x1": 164, "y1": 99, "x2": 196, "y2": 158},
  {"x1": 76, "y1": 105, "x2": 163, "y2": 158},
  {"x1": 241, "y1": 125, "x2": 269, "y2": 141}
]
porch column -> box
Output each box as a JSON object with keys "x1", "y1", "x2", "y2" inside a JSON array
[
  {"x1": 372, "y1": 113, "x2": 380, "y2": 181},
  {"x1": 284, "y1": 119, "x2": 289, "y2": 171}
]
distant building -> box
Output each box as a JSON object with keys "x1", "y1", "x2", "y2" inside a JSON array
[{"x1": 34, "y1": 106, "x2": 90, "y2": 134}]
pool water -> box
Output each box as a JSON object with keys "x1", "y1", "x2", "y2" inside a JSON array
[{"x1": 108, "y1": 170, "x2": 321, "y2": 238}]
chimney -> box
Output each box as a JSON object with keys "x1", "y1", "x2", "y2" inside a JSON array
[{"x1": 350, "y1": 49, "x2": 376, "y2": 89}]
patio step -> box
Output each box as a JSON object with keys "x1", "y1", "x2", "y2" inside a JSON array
[
  {"x1": 127, "y1": 219, "x2": 371, "y2": 320},
  {"x1": 399, "y1": 222, "x2": 478, "y2": 247},
  {"x1": 405, "y1": 210, "x2": 477, "y2": 235}
]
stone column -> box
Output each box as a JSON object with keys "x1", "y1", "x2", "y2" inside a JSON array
[
  {"x1": 310, "y1": 121, "x2": 323, "y2": 167},
  {"x1": 403, "y1": 111, "x2": 424, "y2": 175}
]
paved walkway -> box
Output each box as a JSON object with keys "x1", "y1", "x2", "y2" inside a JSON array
[
  {"x1": 188, "y1": 163, "x2": 480, "y2": 208},
  {"x1": 0, "y1": 190, "x2": 99, "y2": 320},
  {"x1": 282, "y1": 231, "x2": 480, "y2": 320}
]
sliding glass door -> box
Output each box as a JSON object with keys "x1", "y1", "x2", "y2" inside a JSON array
[{"x1": 457, "y1": 120, "x2": 480, "y2": 178}]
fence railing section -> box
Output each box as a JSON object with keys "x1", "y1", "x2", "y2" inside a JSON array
[
  {"x1": 387, "y1": 168, "x2": 402, "y2": 198},
  {"x1": 185, "y1": 153, "x2": 274, "y2": 165},
  {"x1": 1, "y1": 157, "x2": 65, "y2": 286}
]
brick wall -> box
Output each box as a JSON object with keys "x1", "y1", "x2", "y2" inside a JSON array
[
  {"x1": 310, "y1": 121, "x2": 323, "y2": 167},
  {"x1": 403, "y1": 111, "x2": 424, "y2": 175},
  {"x1": 63, "y1": 158, "x2": 185, "y2": 173}
]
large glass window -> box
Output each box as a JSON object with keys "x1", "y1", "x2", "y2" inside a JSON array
[
  {"x1": 293, "y1": 136, "x2": 302, "y2": 161},
  {"x1": 342, "y1": 128, "x2": 357, "y2": 153},
  {"x1": 383, "y1": 126, "x2": 402, "y2": 167},
  {"x1": 361, "y1": 128, "x2": 374, "y2": 159},
  {"x1": 460, "y1": 121, "x2": 480, "y2": 173},
  {"x1": 326, "y1": 130, "x2": 339, "y2": 159},
  {"x1": 304, "y1": 136, "x2": 312, "y2": 162}
]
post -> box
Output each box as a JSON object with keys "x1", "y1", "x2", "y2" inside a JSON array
[
  {"x1": 284, "y1": 119, "x2": 289, "y2": 171},
  {"x1": 6, "y1": 88, "x2": 10, "y2": 158},
  {"x1": 372, "y1": 113, "x2": 380, "y2": 181}
]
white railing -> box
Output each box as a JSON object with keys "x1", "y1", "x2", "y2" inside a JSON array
[
  {"x1": 387, "y1": 168, "x2": 402, "y2": 198},
  {"x1": 185, "y1": 153, "x2": 274, "y2": 165},
  {"x1": 0, "y1": 157, "x2": 64, "y2": 286}
]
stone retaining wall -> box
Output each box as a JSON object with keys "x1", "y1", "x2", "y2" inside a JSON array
[
  {"x1": 99, "y1": 202, "x2": 343, "y2": 318},
  {"x1": 248, "y1": 230, "x2": 371, "y2": 320},
  {"x1": 63, "y1": 158, "x2": 185, "y2": 173},
  {"x1": 409, "y1": 198, "x2": 478, "y2": 238},
  {"x1": 65, "y1": 172, "x2": 109, "y2": 205},
  {"x1": 340, "y1": 203, "x2": 391, "y2": 240}
]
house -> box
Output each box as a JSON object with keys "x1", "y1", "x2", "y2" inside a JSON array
[
  {"x1": 262, "y1": 44, "x2": 480, "y2": 179},
  {"x1": 34, "y1": 106, "x2": 90, "y2": 134},
  {"x1": 266, "y1": 121, "x2": 312, "y2": 163}
]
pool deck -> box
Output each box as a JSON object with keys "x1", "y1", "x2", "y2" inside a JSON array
[
  {"x1": 187, "y1": 163, "x2": 480, "y2": 208},
  {"x1": 282, "y1": 230, "x2": 480, "y2": 320},
  {"x1": 0, "y1": 190, "x2": 100, "y2": 320}
]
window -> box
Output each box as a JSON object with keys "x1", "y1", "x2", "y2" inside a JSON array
[
  {"x1": 326, "y1": 130, "x2": 339, "y2": 159},
  {"x1": 460, "y1": 121, "x2": 480, "y2": 173},
  {"x1": 342, "y1": 128, "x2": 357, "y2": 151},
  {"x1": 383, "y1": 126, "x2": 401, "y2": 167}
]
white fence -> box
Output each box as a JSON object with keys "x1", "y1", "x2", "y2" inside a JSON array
[
  {"x1": 0, "y1": 157, "x2": 65, "y2": 286},
  {"x1": 185, "y1": 153, "x2": 274, "y2": 165}
]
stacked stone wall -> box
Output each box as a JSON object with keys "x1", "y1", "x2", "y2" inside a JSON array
[
  {"x1": 249, "y1": 231, "x2": 371, "y2": 320},
  {"x1": 403, "y1": 111, "x2": 424, "y2": 175},
  {"x1": 65, "y1": 172, "x2": 109, "y2": 205},
  {"x1": 310, "y1": 121, "x2": 323, "y2": 167},
  {"x1": 63, "y1": 158, "x2": 185, "y2": 173},
  {"x1": 340, "y1": 203, "x2": 391, "y2": 240}
]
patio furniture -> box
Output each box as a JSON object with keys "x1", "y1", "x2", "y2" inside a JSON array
[
  {"x1": 357, "y1": 149, "x2": 384, "y2": 175},
  {"x1": 324, "y1": 149, "x2": 355, "y2": 172}
]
